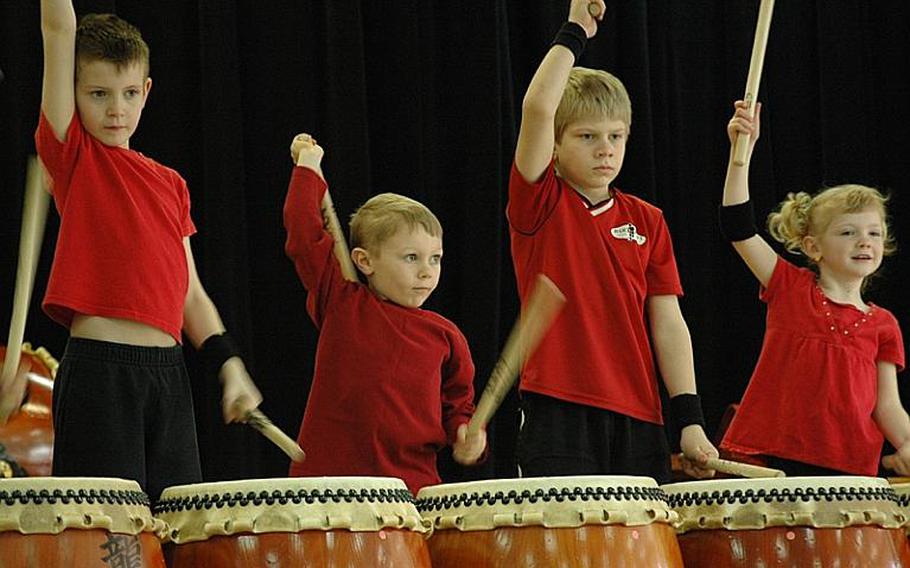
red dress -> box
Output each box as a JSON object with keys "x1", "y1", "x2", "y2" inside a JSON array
[{"x1": 721, "y1": 257, "x2": 905, "y2": 475}]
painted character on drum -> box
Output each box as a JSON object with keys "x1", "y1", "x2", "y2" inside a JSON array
[
  {"x1": 718, "y1": 100, "x2": 910, "y2": 477},
  {"x1": 22, "y1": 0, "x2": 263, "y2": 502},
  {"x1": 284, "y1": 134, "x2": 487, "y2": 493},
  {"x1": 507, "y1": 0, "x2": 717, "y2": 482}
]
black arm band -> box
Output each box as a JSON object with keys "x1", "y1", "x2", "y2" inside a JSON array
[
  {"x1": 670, "y1": 393, "x2": 706, "y2": 429},
  {"x1": 551, "y1": 22, "x2": 587, "y2": 61},
  {"x1": 718, "y1": 201, "x2": 758, "y2": 242},
  {"x1": 199, "y1": 332, "x2": 241, "y2": 379}
]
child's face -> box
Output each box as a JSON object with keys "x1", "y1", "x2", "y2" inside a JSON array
[
  {"x1": 807, "y1": 208, "x2": 885, "y2": 282},
  {"x1": 555, "y1": 117, "x2": 628, "y2": 194},
  {"x1": 362, "y1": 226, "x2": 442, "y2": 308},
  {"x1": 75, "y1": 60, "x2": 151, "y2": 149}
]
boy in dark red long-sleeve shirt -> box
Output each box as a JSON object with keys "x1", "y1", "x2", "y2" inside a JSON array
[{"x1": 283, "y1": 133, "x2": 486, "y2": 493}]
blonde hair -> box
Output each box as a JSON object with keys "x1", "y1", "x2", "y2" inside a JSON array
[
  {"x1": 554, "y1": 67, "x2": 632, "y2": 142},
  {"x1": 349, "y1": 193, "x2": 442, "y2": 251},
  {"x1": 767, "y1": 184, "x2": 895, "y2": 262}
]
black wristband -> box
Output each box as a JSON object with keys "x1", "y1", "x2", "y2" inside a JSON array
[
  {"x1": 199, "y1": 332, "x2": 241, "y2": 379},
  {"x1": 718, "y1": 201, "x2": 758, "y2": 242},
  {"x1": 670, "y1": 393, "x2": 706, "y2": 429},
  {"x1": 551, "y1": 22, "x2": 587, "y2": 61}
]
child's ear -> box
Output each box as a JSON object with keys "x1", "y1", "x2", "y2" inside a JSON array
[
  {"x1": 802, "y1": 235, "x2": 821, "y2": 262},
  {"x1": 351, "y1": 247, "x2": 373, "y2": 276}
]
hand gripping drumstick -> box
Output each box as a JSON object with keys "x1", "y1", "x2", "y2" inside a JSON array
[
  {"x1": 705, "y1": 456, "x2": 785, "y2": 478},
  {"x1": 732, "y1": 0, "x2": 775, "y2": 166},
  {"x1": 245, "y1": 408, "x2": 306, "y2": 462},
  {"x1": 321, "y1": 190, "x2": 359, "y2": 282},
  {"x1": 1, "y1": 157, "x2": 50, "y2": 406},
  {"x1": 467, "y1": 275, "x2": 566, "y2": 436}
]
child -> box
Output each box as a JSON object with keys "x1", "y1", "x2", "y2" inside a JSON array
[
  {"x1": 15, "y1": 2, "x2": 263, "y2": 501},
  {"x1": 284, "y1": 133, "x2": 486, "y2": 493},
  {"x1": 719, "y1": 100, "x2": 910, "y2": 476},
  {"x1": 508, "y1": 0, "x2": 716, "y2": 482}
]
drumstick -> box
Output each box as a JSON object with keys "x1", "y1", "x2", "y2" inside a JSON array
[
  {"x1": 703, "y1": 456, "x2": 785, "y2": 478},
  {"x1": 467, "y1": 275, "x2": 566, "y2": 436},
  {"x1": 321, "y1": 190, "x2": 359, "y2": 282},
  {"x1": 732, "y1": 0, "x2": 774, "y2": 166},
  {"x1": 1, "y1": 157, "x2": 49, "y2": 400},
  {"x1": 587, "y1": 3, "x2": 602, "y2": 18},
  {"x1": 245, "y1": 408, "x2": 306, "y2": 462}
]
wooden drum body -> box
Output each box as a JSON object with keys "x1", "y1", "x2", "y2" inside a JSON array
[
  {"x1": 154, "y1": 477, "x2": 431, "y2": 568},
  {"x1": 416, "y1": 476, "x2": 684, "y2": 568},
  {"x1": 0, "y1": 344, "x2": 56, "y2": 477},
  {"x1": 663, "y1": 476, "x2": 910, "y2": 567},
  {"x1": 0, "y1": 477, "x2": 167, "y2": 567},
  {"x1": 890, "y1": 481, "x2": 910, "y2": 538}
]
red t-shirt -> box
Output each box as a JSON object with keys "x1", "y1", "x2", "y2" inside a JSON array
[
  {"x1": 721, "y1": 257, "x2": 905, "y2": 475},
  {"x1": 283, "y1": 167, "x2": 476, "y2": 493},
  {"x1": 508, "y1": 162, "x2": 683, "y2": 424},
  {"x1": 35, "y1": 112, "x2": 195, "y2": 342}
]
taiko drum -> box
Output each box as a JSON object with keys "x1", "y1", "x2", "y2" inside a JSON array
[
  {"x1": 0, "y1": 477, "x2": 167, "y2": 567},
  {"x1": 416, "y1": 476, "x2": 684, "y2": 567},
  {"x1": 154, "y1": 477, "x2": 431, "y2": 567},
  {"x1": 662, "y1": 476, "x2": 910, "y2": 567},
  {"x1": 0, "y1": 344, "x2": 56, "y2": 477}
]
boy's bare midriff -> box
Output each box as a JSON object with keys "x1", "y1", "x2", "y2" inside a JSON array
[{"x1": 71, "y1": 315, "x2": 177, "y2": 347}]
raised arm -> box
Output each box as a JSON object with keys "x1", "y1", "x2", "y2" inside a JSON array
[
  {"x1": 722, "y1": 101, "x2": 777, "y2": 286},
  {"x1": 514, "y1": 0, "x2": 604, "y2": 183},
  {"x1": 40, "y1": 0, "x2": 77, "y2": 141}
]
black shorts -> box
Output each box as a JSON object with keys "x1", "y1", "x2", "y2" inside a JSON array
[
  {"x1": 518, "y1": 392, "x2": 671, "y2": 483},
  {"x1": 52, "y1": 337, "x2": 202, "y2": 502}
]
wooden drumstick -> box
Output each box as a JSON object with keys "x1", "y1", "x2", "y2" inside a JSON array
[
  {"x1": 467, "y1": 274, "x2": 566, "y2": 436},
  {"x1": 245, "y1": 408, "x2": 306, "y2": 462},
  {"x1": 1, "y1": 157, "x2": 49, "y2": 398},
  {"x1": 704, "y1": 456, "x2": 785, "y2": 478},
  {"x1": 587, "y1": 2, "x2": 603, "y2": 18},
  {"x1": 732, "y1": 0, "x2": 775, "y2": 166},
  {"x1": 321, "y1": 190, "x2": 359, "y2": 282}
]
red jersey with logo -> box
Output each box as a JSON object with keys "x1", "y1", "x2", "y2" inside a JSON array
[
  {"x1": 721, "y1": 257, "x2": 905, "y2": 475},
  {"x1": 508, "y1": 161, "x2": 683, "y2": 424},
  {"x1": 284, "y1": 167, "x2": 476, "y2": 493},
  {"x1": 34, "y1": 112, "x2": 195, "y2": 342}
]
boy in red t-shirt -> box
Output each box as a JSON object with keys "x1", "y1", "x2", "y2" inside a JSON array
[
  {"x1": 284, "y1": 133, "x2": 486, "y2": 493},
  {"x1": 0, "y1": 0, "x2": 261, "y2": 501},
  {"x1": 508, "y1": 0, "x2": 716, "y2": 482}
]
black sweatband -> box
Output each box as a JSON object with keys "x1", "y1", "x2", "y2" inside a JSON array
[
  {"x1": 199, "y1": 332, "x2": 241, "y2": 379},
  {"x1": 670, "y1": 393, "x2": 706, "y2": 429},
  {"x1": 718, "y1": 201, "x2": 758, "y2": 242},
  {"x1": 551, "y1": 22, "x2": 587, "y2": 61}
]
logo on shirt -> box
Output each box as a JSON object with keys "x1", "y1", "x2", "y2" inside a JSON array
[{"x1": 611, "y1": 223, "x2": 647, "y2": 245}]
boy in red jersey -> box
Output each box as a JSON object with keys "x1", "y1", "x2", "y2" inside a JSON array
[
  {"x1": 1, "y1": 0, "x2": 263, "y2": 501},
  {"x1": 284, "y1": 133, "x2": 486, "y2": 493},
  {"x1": 508, "y1": 0, "x2": 716, "y2": 482}
]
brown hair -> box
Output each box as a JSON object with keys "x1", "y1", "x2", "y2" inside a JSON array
[{"x1": 76, "y1": 13, "x2": 150, "y2": 77}]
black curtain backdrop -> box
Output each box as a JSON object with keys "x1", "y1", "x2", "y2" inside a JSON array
[{"x1": 2, "y1": 1, "x2": 909, "y2": 483}]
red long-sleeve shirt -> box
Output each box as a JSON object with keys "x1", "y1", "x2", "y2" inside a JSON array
[{"x1": 284, "y1": 167, "x2": 476, "y2": 493}]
